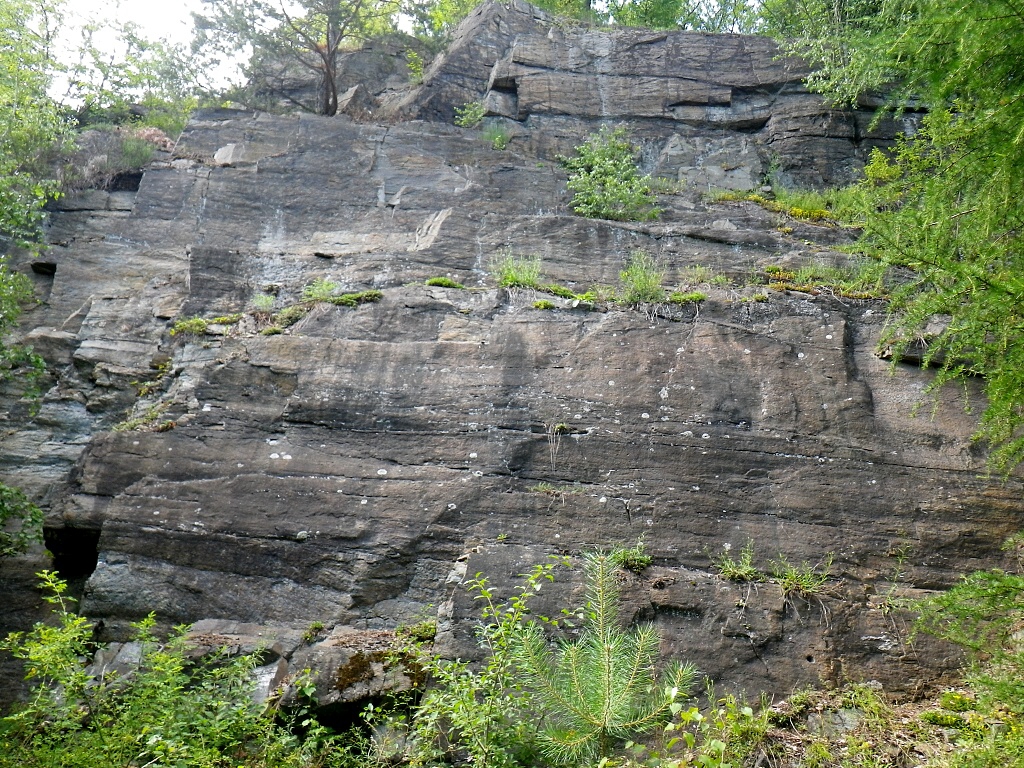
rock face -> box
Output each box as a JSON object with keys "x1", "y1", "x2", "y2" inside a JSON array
[{"x1": 2, "y1": 1, "x2": 1019, "y2": 705}]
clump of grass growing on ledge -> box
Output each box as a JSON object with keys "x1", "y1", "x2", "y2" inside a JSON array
[
  {"x1": 668, "y1": 291, "x2": 707, "y2": 305},
  {"x1": 612, "y1": 537, "x2": 652, "y2": 573},
  {"x1": 273, "y1": 304, "x2": 311, "y2": 328},
  {"x1": 169, "y1": 316, "x2": 207, "y2": 337},
  {"x1": 533, "y1": 299, "x2": 556, "y2": 310},
  {"x1": 210, "y1": 313, "x2": 244, "y2": 325},
  {"x1": 492, "y1": 253, "x2": 542, "y2": 289},
  {"x1": 302, "y1": 277, "x2": 340, "y2": 302},
  {"x1": 619, "y1": 250, "x2": 665, "y2": 304},
  {"x1": 770, "y1": 553, "x2": 833, "y2": 598},
  {"x1": 327, "y1": 290, "x2": 382, "y2": 307},
  {"x1": 426, "y1": 276, "x2": 465, "y2": 289},
  {"x1": 712, "y1": 540, "x2": 763, "y2": 582}
]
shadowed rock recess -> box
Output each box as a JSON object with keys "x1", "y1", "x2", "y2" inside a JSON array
[{"x1": 2, "y1": 0, "x2": 1022, "y2": 705}]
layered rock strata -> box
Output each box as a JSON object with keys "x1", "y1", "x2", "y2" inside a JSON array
[{"x1": 2, "y1": 0, "x2": 1017, "y2": 704}]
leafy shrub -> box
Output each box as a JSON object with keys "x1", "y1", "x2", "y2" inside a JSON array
[
  {"x1": 0, "y1": 482, "x2": 42, "y2": 559},
  {"x1": 169, "y1": 316, "x2": 207, "y2": 337},
  {"x1": 619, "y1": 250, "x2": 665, "y2": 304},
  {"x1": 492, "y1": 253, "x2": 542, "y2": 289},
  {"x1": 405, "y1": 49, "x2": 424, "y2": 83},
  {"x1": 302, "y1": 620, "x2": 326, "y2": 644},
  {"x1": 454, "y1": 100, "x2": 486, "y2": 128},
  {"x1": 404, "y1": 560, "x2": 564, "y2": 767},
  {"x1": 425, "y1": 276, "x2": 465, "y2": 289},
  {"x1": 559, "y1": 126, "x2": 660, "y2": 221},
  {"x1": 0, "y1": 572, "x2": 335, "y2": 767}
]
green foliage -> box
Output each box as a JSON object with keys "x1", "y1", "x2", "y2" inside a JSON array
[
  {"x1": 0, "y1": 0, "x2": 72, "y2": 253},
  {"x1": 482, "y1": 122, "x2": 509, "y2": 150},
  {"x1": 118, "y1": 137, "x2": 155, "y2": 168},
  {"x1": 611, "y1": 538, "x2": 653, "y2": 573},
  {"x1": 112, "y1": 402, "x2": 170, "y2": 432},
  {"x1": 0, "y1": 572, "x2": 334, "y2": 767},
  {"x1": 560, "y1": 127, "x2": 661, "y2": 222},
  {"x1": 405, "y1": 49, "x2": 424, "y2": 82},
  {"x1": 396, "y1": 619, "x2": 437, "y2": 643},
  {"x1": 492, "y1": 253, "x2": 542, "y2": 290},
  {"x1": 249, "y1": 292, "x2": 277, "y2": 312},
  {"x1": 939, "y1": 690, "x2": 976, "y2": 713},
  {"x1": 629, "y1": 689, "x2": 773, "y2": 768},
  {"x1": 770, "y1": 553, "x2": 833, "y2": 598},
  {"x1": 762, "y1": 0, "x2": 1024, "y2": 471},
  {"x1": 302, "y1": 620, "x2": 326, "y2": 644},
  {"x1": 0, "y1": 255, "x2": 46, "y2": 406},
  {"x1": 274, "y1": 304, "x2": 312, "y2": 328},
  {"x1": 514, "y1": 550, "x2": 697, "y2": 764},
  {"x1": 454, "y1": 100, "x2": 486, "y2": 128},
  {"x1": 67, "y1": 18, "x2": 204, "y2": 135},
  {"x1": 915, "y1": 561, "x2": 1024, "y2": 717},
  {"x1": 533, "y1": 299, "x2": 556, "y2": 310},
  {"x1": 763, "y1": 257, "x2": 888, "y2": 299},
  {"x1": 302, "y1": 277, "x2": 341, "y2": 302},
  {"x1": 327, "y1": 289, "x2": 383, "y2": 307},
  {"x1": 712, "y1": 540, "x2": 763, "y2": 583},
  {"x1": 0, "y1": 481, "x2": 43, "y2": 559},
  {"x1": 619, "y1": 250, "x2": 665, "y2": 304},
  {"x1": 425, "y1": 276, "x2": 465, "y2": 289},
  {"x1": 668, "y1": 290, "x2": 707, "y2": 305},
  {"x1": 407, "y1": 0, "x2": 479, "y2": 40},
  {"x1": 543, "y1": 284, "x2": 576, "y2": 299},
  {"x1": 406, "y1": 560, "x2": 565, "y2": 767},
  {"x1": 192, "y1": 0, "x2": 400, "y2": 116},
  {"x1": 168, "y1": 316, "x2": 208, "y2": 337},
  {"x1": 417, "y1": 0, "x2": 760, "y2": 31},
  {"x1": 210, "y1": 313, "x2": 244, "y2": 325},
  {"x1": 678, "y1": 264, "x2": 717, "y2": 286}
]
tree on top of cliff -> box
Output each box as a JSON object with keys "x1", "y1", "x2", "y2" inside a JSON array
[
  {"x1": 763, "y1": 0, "x2": 1024, "y2": 471},
  {"x1": 192, "y1": 0, "x2": 400, "y2": 116},
  {"x1": 413, "y1": 0, "x2": 759, "y2": 41}
]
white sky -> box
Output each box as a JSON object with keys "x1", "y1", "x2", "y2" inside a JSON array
[{"x1": 66, "y1": 0, "x2": 206, "y2": 46}]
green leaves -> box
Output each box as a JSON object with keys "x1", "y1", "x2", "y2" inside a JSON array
[
  {"x1": 192, "y1": 0, "x2": 402, "y2": 116},
  {"x1": 0, "y1": 0, "x2": 72, "y2": 252},
  {"x1": 560, "y1": 127, "x2": 661, "y2": 222},
  {"x1": 765, "y1": 0, "x2": 1024, "y2": 471},
  {"x1": 0, "y1": 482, "x2": 43, "y2": 560},
  {"x1": 1, "y1": 573, "x2": 335, "y2": 767}
]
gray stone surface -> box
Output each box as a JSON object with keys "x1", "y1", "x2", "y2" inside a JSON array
[{"x1": 1, "y1": 0, "x2": 1017, "y2": 707}]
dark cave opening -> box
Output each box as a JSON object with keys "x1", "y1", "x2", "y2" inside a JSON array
[{"x1": 43, "y1": 526, "x2": 100, "y2": 597}]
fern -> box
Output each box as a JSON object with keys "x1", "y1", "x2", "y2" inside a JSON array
[{"x1": 515, "y1": 551, "x2": 697, "y2": 764}]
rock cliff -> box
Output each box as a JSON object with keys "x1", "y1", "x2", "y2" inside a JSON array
[{"x1": 2, "y1": 0, "x2": 1020, "y2": 705}]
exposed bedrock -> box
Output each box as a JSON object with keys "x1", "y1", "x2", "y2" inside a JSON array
[{"x1": 1, "y1": 0, "x2": 1017, "y2": 704}]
